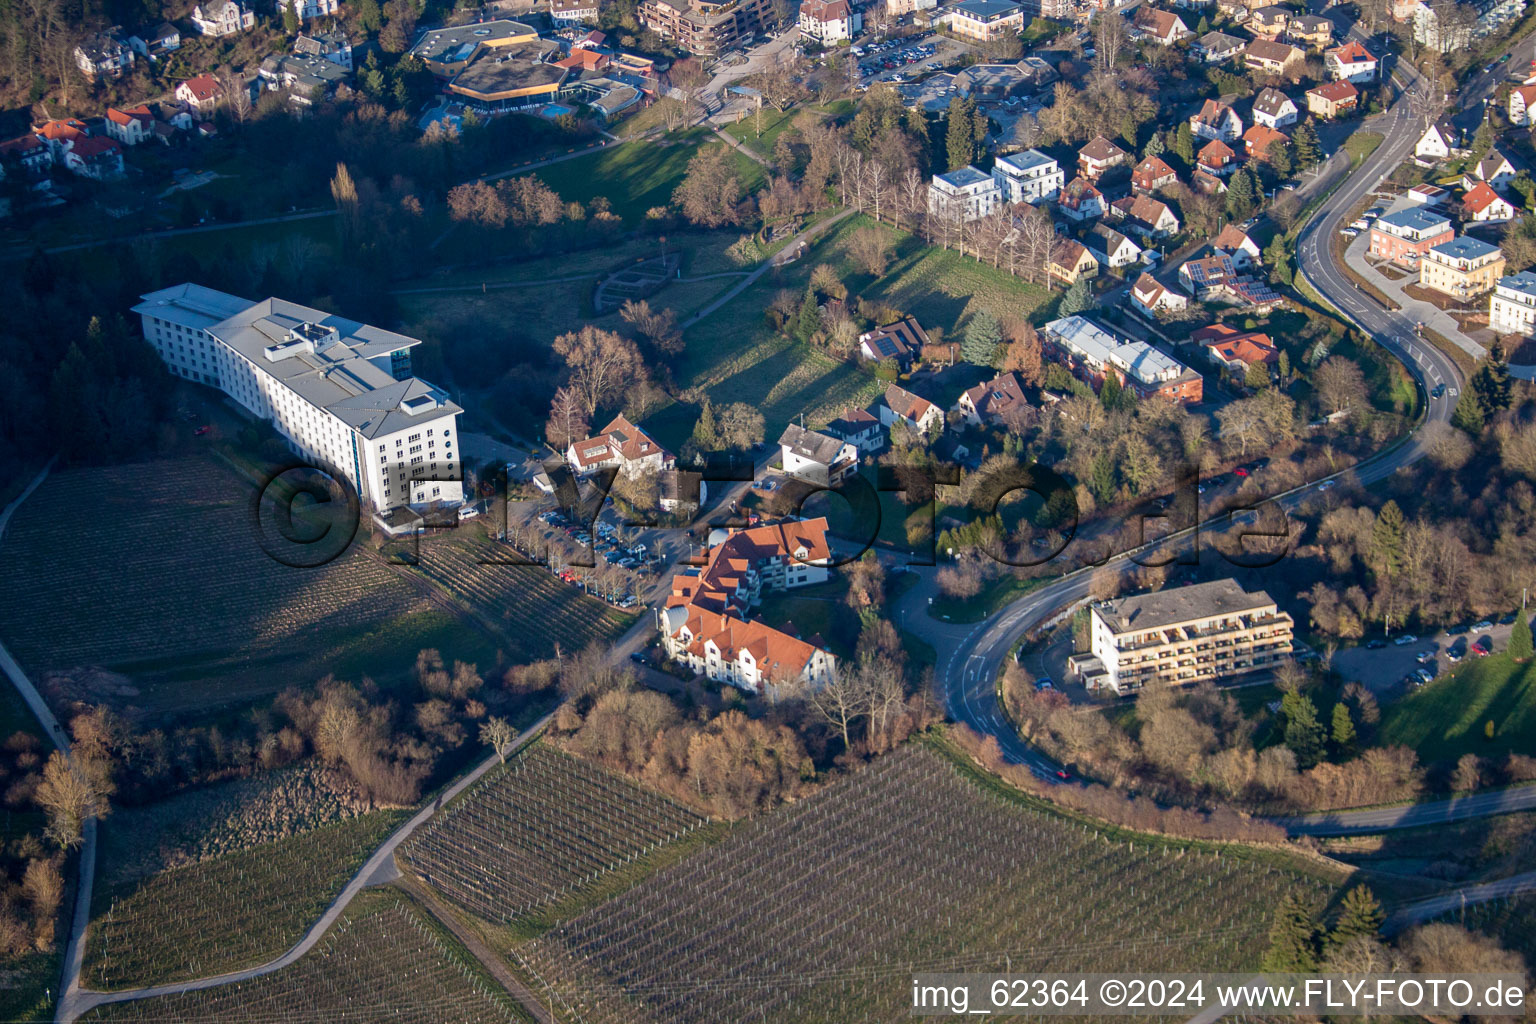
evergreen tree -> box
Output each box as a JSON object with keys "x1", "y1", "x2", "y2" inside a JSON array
[
  {"x1": 1452, "y1": 387, "x2": 1486, "y2": 434},
  {"x1": 1266, "y1": 138, "x2": 1294, "y2": 178},
  {"x1": 794, "y1": 286, "x2": 821, "y2": 343},
  {"x1": 1196, "y1": 13, "x2": 1209, "y2": 32},
  {"x1": 1089, "y1": 450, "x2": 1118, "y2": 505},
  {"x1": 1281, "y1": 689, "x2": 1327, "y2": 768},
  {"x1": 1471, "y1": 338, "x2": 1512, "y2": 420},
  {"x1": 1263, "y1": 894, "x2": 1319, "y2": 973},
  {"x1": 283, "y1": 3, "x2": 300, "y2": 33},
  {"x1": 1328, "y1": 886, "x2": 1384, "y2": 951},
  {"x1": 1473, "y1": 118, "x2": 1494, "y2": 156},
  {"x1": 962, "y1": 311, "x2": 1002, "y2": 365},
  {"x1": 1226, "y1": 167, "x2": 1258, "y2": 220},
  {"x1": 1144, "y1": 131, "x2": 1166, "y2": 159},
  {"x1": 1174, "y1": 122, "x2": 1196, "y2": 164},
  {"x1": 945, "y1": 97, "x2": 979, "y2": 171},
  {"x1": 692, "y1": 397, "x2": 719, "y2": 450},
  {"x1": 1265, "y1": 236, "x2": 1293, "y2": 286},
  {"x1": 1511, "y1": 611, "x2": 1533, "y2": 662},
  {"x1": 1100, "y1": 373, "x2": 1124, "y2": 410},
  {"x1": 1371, "y1": 499, "x2": 1405, "y2": 577},
  {"x1": 1293, "y1": 119, "x2": 1322, "y2": 168},
  {"x1": 1278, "y1": 350, "x2": 1291, "y2": 380},
  {"x1": 1120, "y1": 112, "x2": 1138, "y2": 149},
  {"x1": 1330, "y1": 701, "x2": 1356, "y2": 753},
  {"x1": 1245, "y1": 361, "x2": 1271, "y2": 390},
  {"x1": 1059, "y1": 276, "x2": 1091, "y2": 315}
]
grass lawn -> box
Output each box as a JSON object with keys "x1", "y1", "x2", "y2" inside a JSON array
[
  {"x1": 756, "y1": 578, "x2": 861, "y2": 659},
  {"x1": 529, "y1": 132, "x2": 767, "y2": 225},
  {"x1": 1379, "y1": 652, "x2": 1536, "y2": 765},
  {"x1": 929, "y1": 572, "x2": 1050, "y2": 624}
]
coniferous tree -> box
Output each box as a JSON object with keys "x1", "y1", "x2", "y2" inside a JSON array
[
  {"x1": 1282, "y1": 689, "x2": 1327, "y2": 768},
  {"x1": 794, "y1": 286, "x2": 821, "y2": 343},
  {"x1": 1452, "y1": 387, "x2": 1486, "y2": 434},
  {"x1": 1510, "y1": 612, "x2": 1533, "y2": 662},
  {"x1": 1471, "y1": 338, "x2": 1512, "y2": 420},
  {"x1": 1328, "y1": 887, "x2": 1384, "y2": 952},
  {"x1": 1263, "y1": 894, "x2": 1320, "y2": 973},
  {"x1": 1144, "y1": 131, "x2": 1166, "y2": 159},
  {"x1": 962, "y1": 311, "x2": 1003, "y2": 365},
  {"x1": 1330, "y1": 701, "x2": 1356, "y2": 753},
  {"x1": 1371, "y1": 499, "x2": 1405, "y2": 577},
  {"x1": 1059, "y1": 276, "x2": 1091, "y2": 315},
  {"x1": 1226, "y1": 167, "x2": 1258, "y2": 220},
  {"x1": 1175, "y1": 122, "x2": 1196, "y2": 164},
  {"x1": 1293, "y1": 119, "x2": 1322, "y2": 168}
]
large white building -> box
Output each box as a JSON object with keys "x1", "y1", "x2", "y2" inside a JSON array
[
  {"x1": 132, "y1": 285, "x2": 463, "y2": 513},
  {"x1": 992, "y1": 148, "x2": 1064, "y2": 204},
  {"x1": 928, "y1": 165, "x2": 1001, "y2": 222},
  {"x1": 1491, "y1": 271, "x2": 1536, "y2": 337}
]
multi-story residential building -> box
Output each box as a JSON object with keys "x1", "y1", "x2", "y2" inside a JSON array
[
  {"x1": 191, "y1": 0, "x2": 256, "y2": 36},
  {"x1": 1419, "y1": 236, "x2": 1507, "y2": 300},
  {"x1": 928, "y1": 165, "x2": 1002, "y2": 221},
  {"x1": 640, "y1": 0, "x2": 771, "y2": 55},
  {"x1": 1043, "y1": 315, "x2": 1204, "y2": 403},
  {"x1": 1287, "y1": 13, "x2": 1334, "y2": 47},
  {"x1": 1077, "y1": 135, "x2": 1129, "y2": 178},
  {"x1": 1325, "y1": 39, "x2": 1378, "y2": 81},
  {"x1": 278, "y1": 0, "x2": 341, "y2": 20},
  {"x1": 943, "y1": 0, "x2": 1026, "y2": 40},
  {"x1": 798, "y1": 0, "x2": 861, "y2": 40},
  {"x1": 176, "y1": 74, "x2": 225, "y2": 114},
  {"x1": 74, "y1": 30, "x2": 134, "y2": 77},
  {"x1": 778, "y1": 423, "x2": 858, "y2": 486},
  {"x1": 992, "y1": 148, "x2": 1064, "y2": 204},
  {"x1": 551, "y1": 0, "x2": 602, "y2": 23},
  {"x1": 133, "y1": 284, "x2": 464, "y2": 512},
  {"x1": 1250, "y1": 87, "x2": 1299, "y2": 128},
  {"x1": 1249, "y1": 4, "x2": 1290, "y2": 36},
  {"x1": 1490, "y1": 271, "x2": 1536, "y2": 336},
  {"x1": 658, "y1": 519, "x2": 837, "y2": 694},
  {"x1": 293, "y1": 28, "x2": 353, "y2": 68},
  {"x1": 0, "y1": 135, "x2": 54, "y2": 192},
  {"x1": 104, "y1": 106, "x2": 154, "y2": 146},
  {"x1": 1087, "y1": 579, "x2": 1294, "y2": 694},
  {"x1": 568, "y1": 414, "x2": 674, "y2": 480},
  {"x1": 1243, "y1": 38, "x2": 1304, "y2": 76},
  {"x1": 1306, "y1": 79, "x2": 1359, "y2": 118},
  {"x1": 1368, "y1": 206, "x2": 1453, "y2": 266}
]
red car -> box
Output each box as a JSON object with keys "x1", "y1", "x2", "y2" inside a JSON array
[
  {"x1": 193, "y1": 425, "x2": 212, "y2": 436},
  {"x1": 1234, "y1": 466, "x2": 1249, "y2": 477},
  {"x1": 1473, "y1": 638, "x2": 1492, "y2": 657},
  {"x1": 1055, "y1": 769, "x2": 1071, "y2": 780}
]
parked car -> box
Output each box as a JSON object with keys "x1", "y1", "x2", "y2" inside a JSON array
[
  {"x1": 1471, "y1": 620, "x2": 1493, "y2": 633},
  {"x1": 1318, "y1": 480, "x2": 1337, "y2": 491},
  {"x1": 1036, "y1": 677, "x2": 1054, "y2": 691},
  {"x1": 1365, "y1": 639, "x2": 1386, "y2": 649},
  {"x1": 1394, "y1": 634, "x2": 1418, "y2": 646},
  {"x1": 1474, "y1": 637, "x2": 1493, "y2": 656},
  {"x1": 458, "y1": 505, "x2": 480, "y2": 520},
  {"x1": 1415, "y1": 668, "x2": 1434, "y2": 684},
  {"x1": 1234, "y1": 466, "x2": 1250, "y2": 477}
]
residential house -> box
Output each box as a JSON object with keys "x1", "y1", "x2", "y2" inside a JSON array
[
  {"x1": 1470, "y1": 147, "x2": 1518, "y2": 191},
  {"x1": 1242, "y1": 124, "x2": 1290, "y2": 162},
  {"x1": 74, "y1": 29, "x2": 134, "y2": 77},
  {"x1": 1511, "y1": 83, "x2": 1536, "y2": 126},
  {"x1": 1190, "y1": 98, "x2": 1244, "y2": 142},
  {"x1": 1179, "y1": 253, "x2": 1283, "y2": 308},
  {"x1": 823, "y1": 409, "x2": 884, "y2": 454},
  {"x1": 1490, "y1": 271, "x2": 1536, "y2": 336},
  {"x1": 1193, "y1": 324, "x2": 1279, "y2": 374},
  {"x1": 858, "y1": 317, "x2": 929, "y2": 367},
  {"x1": 1043, "y1": 315, "x2": 1204, "y2": 402},
  {"x1": 956, "y1": 371, "x2": 1029, "y2": 427},
  {"x1": 658, "y1": 518, "x2": 837, "y2": 693},
  {"x1": 1132, "y1": 154, "x2": 1178, "y2": 193},
  {"x1": 1134, "y1": 6, "x2": 1191, "y2": 43},
  {"x1": 1463, "y1": 181, "x2": 1517, "y2": 222},
  {"x1": 1418, "y1": 236, "x2": 1507, "y2": 300},
  {"x1": 928, "y1": 165, "x2": 1001, "y2": 221},
  {"x1": 128, "y1": 23, "x2": 181, "y2": 57},
  {"x1": 1415, "y1": 119, "x2": 1462, "y2": 163},
  {"x1": 294, "y1": 28, "x2": 354, "y2": 68},
  {"x1": 568, "y1": 414, "x2": 674, "y2": 479},
  {"x1": 0, "y1": 135, "x2": 53, "y2": 193},
  {"x1": 1306, "y1": 79, "x2": 1358, "y2": 118},
  {"x1": 1078, "y1": 135, "x2": 1129, "y2": 179},
  {"x1": 1194, "y1": 30, "x2": 1247, "y2": 61},
  {"x1": 259, "y1": 50, "x2": 351, "y2": 103},
  {"x1": 1192, "y1": 168, "x2": 1229, "y2": 194},
  {"x1": 1250, "y1": 4, "x2": 1291, "y2": 36},
  {"x1": 278, "y1": 0, "x2": 342, "y2": 19},
  {"x1": 103, "y1": 106, "x2": 154, "y2": 146},
  {"x1": 551, "y1": 0, "x2": 602, "y2": 23},
  {"x1": 1057, "y1": 176, "x2": 1106, "y2": 221},
  {"x1": 1250, "y1": 87, "x2": 1299, "y2": 128},
  {"x1": 176, "y1": 75, "x2": 225, "y2": 113},
  {"x1": 1368, "y1": 206, "x2": 1454, "y2": 266},
  {"x1": 992, "y1": 148, "x2": 1064, "y2": 204},
  {"x1": 1407, "y1": 183, "x2": 1448, "y2": 206},
  {"x1": 778, "y1": 423, "x2": 858, "y2": 486},
  {"x1": 1085, "y1": 223, "x2": 1143, "y2": 268},
  {"x1": 191, "y1": 0, "x2": 255, "y2": 35},
  {"x1": 640, "y1": 0, "x2": 771, "y2": 55},
  {"x1": 1049, "y1": 238, "x2": 1100, "y2": 285},
  {"x1": 943, "y1": 0, "x2": 1026, "y2": 40},
  {"x1": 1214, "y1": 223, "x2": 1262, "y2": 269},
  {"x1": 1325, "y1": 39, "x2": 1378, "y2": 81},
  {"x1": 1243, "y1": 39, "x2": 1304, "y2": 76},
  {"x1": 881, "y1": 383, "x2": 944, "y2": 435},
  {"x1": 1197, "y1": 139, "x2": 1239, "y2": 177},
  {"x1": 1110, "y1": 194, "x2": 1180, "y2": 239},
  {"x1": 798, "y1": 0, "x2": 862, "y2": 41},
  {"x1": 60, "y1": 136, "x2": 123, "y2": 180},
  {"x1": 1288, "y1": 13, "x2": 1334, "y2": 46},
  {"x1": 1130, "y1": 272, "x2": 1190, "y2": 315}
]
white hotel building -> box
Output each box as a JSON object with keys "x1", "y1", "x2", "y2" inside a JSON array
[{"x1": 132, "y1": 284, "x2": 464, "y2": 513}]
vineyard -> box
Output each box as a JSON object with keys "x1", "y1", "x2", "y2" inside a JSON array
[
  {"x1": 410, "y1": 534, "x2": 636, "y2": 661},
  {"x1": 0, "y1": 458, "x2": 449, "y2": 711},
  {"x1": 517, "y1": 745, "x2": 1331, "y2": 1024},
  {"x1": 401, "y1": 744, "x2": 706, "y2": 923},
  {"x1": 86, "y1": 810, "x2": 406, "y2": 989},
  {"x1": 83, "y1": 891, "x2": 532, "y2": 1024}
]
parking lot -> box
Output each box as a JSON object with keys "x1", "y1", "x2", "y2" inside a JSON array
[
  {"x1": 853, "y1": 34, "x2": 950, "y2": 84},
  {"x1": 1333, "y1": 617, "x2": 1520, "y2": 697}
]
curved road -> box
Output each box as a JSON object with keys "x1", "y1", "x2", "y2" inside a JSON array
[{"x1": 906, "y1": 45, "x2": 1487, "y2": 834}]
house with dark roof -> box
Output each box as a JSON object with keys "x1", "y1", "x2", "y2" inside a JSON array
[
  {"x1": 955, "y1": 371, "x2": 1028, "y2": 426},
  {"x1": 823, "y1": 408, "x2": 884, "y2": 453},
  {"x1": 1085, "y1": 223, "x2": 1143, "y2": 268},
  {"x1": 1190, "y1": 98, "x2": 1244, "y2": 142},
  {"x1": 1110, "y1": 194, "x2": 1180, "y2": 239},
  {"x1": 778, "y1": 423, "x2": 858, "y2": 486},
  {"x1": 1194, "y1": 30, "x2": 1246, "y2": 60},
  {"x1": 857, "y1": 316, "x2": 929, "y2": 367},
  {"x1": 881, "y1": 383, "x2": 944, "y2": 435},
  {"x1": 1049, "y1": 238, "x2": 1100, "y2": 284},
  {"x1": 1250, "y1": 87, "x2": 1298, "y2": 128},
  {"x1": 1243, "y1": 38, "x2": 1304, "y2": 75}
]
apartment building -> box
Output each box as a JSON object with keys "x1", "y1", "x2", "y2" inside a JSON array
[
  {"x1": 992, "y1": 148, "x2": 1064, "y2": 204},
  {"x1": 798, "y1": 0, "x2": 861, "y2": 41},
  {"x1": 1043, "y1": 315, "x2": 1204, "y2": 403},
  {"x1": 1490, "y1": 271, "x2": 1536, "y2": 336},
  {"x1": 928, "y1": 165, "x2": 1002, "y2": 221},
  {"x1": 942, "y1": 0, "x2": 1025, "y2": 39},
  {"x1": 133, "y1": 284, "x2": 463, "y2": 512},
  {"x1": 191, "y1": 0, "x2": 256, "y2": 36},
  {"x1": 657, "y1": 519, "x2": 838, "y2": 693},
  {"x1": 640, "y1": 0, "x2": 771, "y2": 54},
  {"x1": 1368, "y1": 206, "x2": 1453, "y2": 266},
  {"x1": 1419, "y1": 236, "x2": 1506, "y2": 300},
  {"x1": 1088, "y1": 579, "x2": 1295, "y2": 694}
]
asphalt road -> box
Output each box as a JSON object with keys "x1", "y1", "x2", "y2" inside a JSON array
[{"x1": 1274, "y1": 782, "x2": 1536, "y2": 836}]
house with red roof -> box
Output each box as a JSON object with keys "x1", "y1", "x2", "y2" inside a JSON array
[
  {"x1": 1307, "y1": 80, "x2": 1359, "y2": 118},
  {"x1": 798, "y1": 0, "x2": 861, "y2": 41},
  {"x1": 1463, "y1": 181, "x2": 1517, "y2": 222},
  {"x1": 175, "y1": 74, "x2": 225, "y2": 113},
  {"x1": 1057, "y1": 176, "x2": 1106, "y2": 221},
  {"x1": 1325, "y1": 40, "x2": 1378, "y2": 82},
  {"x1": 104, "y1": 105, "x2": 154, "y2": 146},
  {"x1": 955, "y1": 371, "x2": 1029, "y2": 427},
  {"x1": 881, "y1": 383, "x2": 944, "y2": 435},
  {"x1": 1132, "y1": 154, "x2": 1178, "y2": 193},
  {"x1": 1134, "y1": 6, "x2": 1191, "y2": 44},
  {"x1": 1194, "y1": 324, "x2": 1280, "y2": 375},
  {"x1": 567, "y1": 414, "x2": 674, "y2": 480},
  {"x1": 63, "y1": 136, "x2": 124, "y2": 180},
  {"x1": 1511, "y1": 83, "x2": 1536, "y2": 126},
  {"x1": 1130, "y1": 272, "x2": 1189, "y2": 316},
  {"x1": 1197, "y1": 139, "x2": 1239, "y2": 177}
]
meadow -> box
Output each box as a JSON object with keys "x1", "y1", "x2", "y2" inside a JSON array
[{"x1": 1379, "y1": 652, "x2": 1536, "y2": 764}]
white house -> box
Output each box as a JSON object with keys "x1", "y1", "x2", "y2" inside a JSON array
[
  {"x1": 823, "y1": 409, "x2": 885, "y2": 454},
  {"x1": 779, "y1": 423, "x2": 858, "y2": 486},
  {"x1": 1491, "y1": 271, "x2": 1536, "y2": 336},
  {"x1": 103, "y1": 106, "x2": 153, "y2": 146},
  {"x1": 74, "y1": 30, "x2": 134, "y2": 77},
  {"x1": 1085, "y1": 223, "x2": 1143, "y2": 268},
  {"x1": 1324, "y1": 40, "x2": 1377, "y2": 82},
  {"x1": 134, "y1": 285, "x2": 465, "y2": 512},
  {"x1": 1134, "y1": 6, "x2": 1191, "y2": 44},
  {"x1": 1250, "y1": 87, "x2": 1298, "y2": 128},
  {"x1": 929, "y1": 165, "x2": 1002, "y2": 222},
  {"x1": 1130, "y1": 272, "x2": 1189, "y2": 315},
  {"x1": 798, "y1": 0, "x2": 862, "y2": 41},
  {"x1": 992, "y1": 148, "x2": 1064, "y2": 204},
  {"x1": 191, "y1": 0, "x2": 256, "y2": 36},
  {"x1": 568, "y1": 414, "x2": 673, "y2": 481},
  {"x1": 881, "y1": 383, "x2": 944, "y2": 435},
  {"x1": 128, "y1": 22, "x2": 181, "y2": 56},
  {"x1": 1213, "y1": 224, "x2": 1263, "y2": 271},
  {"x1": 279, "y1": 0, "x2": 342, "y2": 20},
  {"x1": 1057, "y1": 176, "x2": 1106, "y2": 222},
  {"x1": 551, "y1": 0, "x2": 602, "y2": 23},
  {"x1": 1463, "y1": 181, "x2": 1517, "y2": 222},
  {"x1": 1190, "y1": 99, "x2": 1244, "y2": 143},
  {"x1": 175, "y1": 74, "x2": 225, "y2": 113},
  {"x1": 1470, "y1": 148, "x2": 1519, "y2": 191},
  {"x1": 1415, "y1": 119, "x2": 1461, "y2": 163}
]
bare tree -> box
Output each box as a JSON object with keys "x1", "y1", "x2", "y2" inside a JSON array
[
  {"x1": 848, "y1": 226, "x2": 893, "y2": 276},
  {"x1": 552, "y1": 326, "x2": 647, "y2": 414},
  {"x1": 808, "y1": 670, "x2": 870, "y2": 748},
  {"x1": 480, "y1": 716, "x2": 517, "y2": 763},
  {"x1": 1314, "y1": 357, "x2": 1367, "y2": 416},
  {"x1": 35, "y1": 751, "x2": 107, "y2": 850},
  {"x1": 1093, "y1": 13, "x2": 1129, "y2": 73}
]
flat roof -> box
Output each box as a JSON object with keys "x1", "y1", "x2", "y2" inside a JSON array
[
  {"x1": 1095, "y1": 579, "x2": 1278, "y2": 634},
  {"x1": 132, "y1": 283, "x2": 255, "y2": 331},
  {"x1": 1498, "y1": 271, "x2": 1536, "y2": 296},
  {"x1": 409, "y1": 19, "x2": 538, "y2": 63},
  {"x1": 450, "y1": 41, "x2": 565, "y2": 98},
  {"x1": 1429, "y1": 235, "x2": 1502, "y2": 261},
  {"x1": 951, "y1": 0, "x2": 1021, "y2": 18},
  {"x1": 996, "y1": 148, "x2": 1056, "y2": 173},
  {"x1": 935, "y1": 165, "x2": 993, "y2": 188},
  {"x1": 1375, "y1": 206, "x2": 1450, "y2": 231}
]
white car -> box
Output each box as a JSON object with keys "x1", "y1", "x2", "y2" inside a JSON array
[
  {"x1": 1317, "y1": 480, "x2": 1337, "y2": 491},
  {"x1": 1394, "y1": 634, "x2": 1418, "y2": 646},
  {"x1": 458, "y1": 505, "x2": 480, "y2": 520}
]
